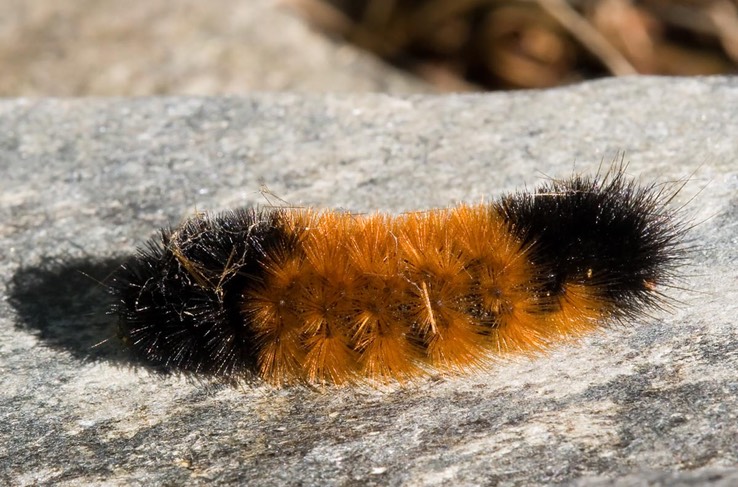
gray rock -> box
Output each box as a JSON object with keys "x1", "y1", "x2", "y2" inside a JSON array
[
  {"x1": 0, "y1": 0, "x2": 430, "y2": 95},
  {"x1": 1, "y1": 77, "x2": 737, "y2": 486}
]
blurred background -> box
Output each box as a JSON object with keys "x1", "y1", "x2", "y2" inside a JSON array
[{"x1": 2, "y1": 0, "x2": 737, "y2": 95}]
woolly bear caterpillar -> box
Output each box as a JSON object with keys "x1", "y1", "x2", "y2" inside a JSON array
[{"x1": 111, "y1": 166, "x2": 687, "y2": 386}]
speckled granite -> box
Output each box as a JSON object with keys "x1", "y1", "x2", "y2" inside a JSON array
[{"x1": 1, "y1": 77, "x2": 737, "y2": 486}]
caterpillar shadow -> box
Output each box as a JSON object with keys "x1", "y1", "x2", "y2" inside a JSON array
[{"x1": 7, "y1": 256, "x2": 153, "y2": 370}]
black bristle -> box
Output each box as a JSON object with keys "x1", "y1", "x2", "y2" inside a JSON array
[
  {"x1": 498, "y1": 167, "x2": 686, "y2": 318},
  {"x1": 110, "y1": 208, "x2": 289, "y2": 378}
]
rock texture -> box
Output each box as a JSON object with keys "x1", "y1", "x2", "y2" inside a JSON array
[{"x1": 1, "y1": 77, "x2": 737, "y2": 486}]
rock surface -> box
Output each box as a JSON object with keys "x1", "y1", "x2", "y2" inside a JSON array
[
  {"x1": 0, "y1": 0, "x2": 429, "y2": 95},
  {"x1": 1, "y1": 77, "x2": 737, "y2": 486}
]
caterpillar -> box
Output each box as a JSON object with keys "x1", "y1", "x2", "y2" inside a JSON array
[{"x1": 111, "y1": 167, "x2": 687, "y2": 386}]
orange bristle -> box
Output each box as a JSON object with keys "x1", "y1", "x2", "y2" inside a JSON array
[{"x1": 243, "y1": 204, "x2": 552, "y2": 383}]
